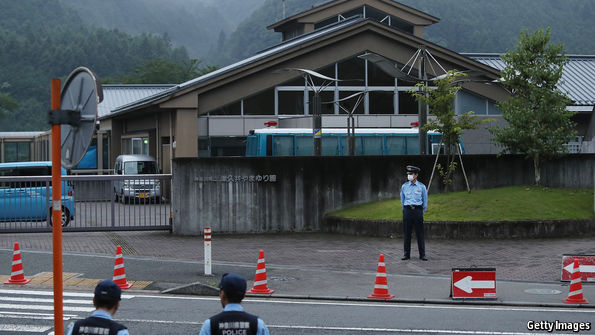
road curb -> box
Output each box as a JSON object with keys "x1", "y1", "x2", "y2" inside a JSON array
[{"x1": 241, "y1": 294, "x2": 595, "y2": 309}]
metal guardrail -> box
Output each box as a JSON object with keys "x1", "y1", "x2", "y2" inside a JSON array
[{"x1": 0, "y1": 174, "x2": 172, "y2": 233}]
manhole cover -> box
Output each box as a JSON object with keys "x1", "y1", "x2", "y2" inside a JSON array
[
  {"x1": 524, "y1": 288, "x2": 562, "y2": 295},
  {"x1": 268, "y1": 276, "x2": 297, "y2": 282}
]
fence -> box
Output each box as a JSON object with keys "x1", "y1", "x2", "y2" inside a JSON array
[{"x1": 0, "y1": 174, "x2": 172, "y2": 233}]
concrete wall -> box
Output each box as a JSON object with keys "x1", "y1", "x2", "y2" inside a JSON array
[{"x1": 172, "y1": 154, "x2": 595, "y2": 235}]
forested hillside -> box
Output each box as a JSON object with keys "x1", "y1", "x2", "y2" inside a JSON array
[
  {"x1": 60, "y1": 0, "x2": 265, "y2": 61},
  {"x1": 0, "y1": 0, "x2": 189, "y2": 131},
  {"x1": 218, "y1": 0, "x2": 595, "y2": 65}
]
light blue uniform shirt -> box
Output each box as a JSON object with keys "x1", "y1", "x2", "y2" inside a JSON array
[
  {"x1": 400, "y1": 180, "x2": 428, "y2": 213},
  {"x1": 199, "y1": 303, "x2": 269, "y2": 335},
  {"x1": 66, "y1": 310, "x2": 130, "y2": 335}
]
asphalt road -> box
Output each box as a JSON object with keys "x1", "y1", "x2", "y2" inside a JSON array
[{"x1": 1, "y1": 288, "x2": 593, "y2": 335}]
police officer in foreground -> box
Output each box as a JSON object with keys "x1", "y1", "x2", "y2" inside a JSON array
[
  {"x1": 400, "y1": 165, "x2": 428, "y2": 261},
  {"x1": 66, "y1": 280, "x2": 129, "y2": 335},
  {"x1": 199, "y1": 273, "x2": 270, "y2": 335}
]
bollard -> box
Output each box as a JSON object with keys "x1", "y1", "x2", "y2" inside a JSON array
[{"x1": 204, "y1": 227, "x2": 212, "y2": 275}]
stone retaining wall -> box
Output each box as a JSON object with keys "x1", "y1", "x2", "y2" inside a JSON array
[{"x1": 323, "y1": 216, "x2": 595, "y2": 239}]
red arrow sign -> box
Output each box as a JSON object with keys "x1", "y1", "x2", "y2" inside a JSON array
[
  {"x1": 561, "y1": 255, "x2": 595, "y2": 282},
  {"x1": 451, "y1": 268, "x2": 497, "y2": 299}
]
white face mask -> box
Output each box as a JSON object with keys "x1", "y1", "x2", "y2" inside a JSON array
[{"x1": 407, "y1": 174, "x2": 414, "y2": 181}]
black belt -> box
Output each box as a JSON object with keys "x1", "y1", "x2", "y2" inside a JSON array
[{"x1": 404, "y1": 205, "x2": 422, "y2": 210}]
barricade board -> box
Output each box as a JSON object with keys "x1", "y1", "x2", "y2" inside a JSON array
[
  {"x1": 451, "y1": 268, "x2": 497, "y2": 299},
  {"x1": 561, "y1": 255, "x2": 595, "y2": 282}
]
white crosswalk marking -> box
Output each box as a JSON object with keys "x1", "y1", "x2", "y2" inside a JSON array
[{"x1": 0, "y1": 288, "x2": 96, "y2": 334}]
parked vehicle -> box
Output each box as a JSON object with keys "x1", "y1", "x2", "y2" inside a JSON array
[
  {"x1": 113, "y1": 155, "x2": 161, "y2": 204},
  {"x1": 0, "y1": 161, "x2": 75, "y2": 226},
  {"x1": 246, "y1": 128, "x2": 462, "y2": 156}
]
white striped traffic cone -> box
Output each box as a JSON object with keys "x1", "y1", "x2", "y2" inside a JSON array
[
  {"x1": 367, "y1": 254, "x2": 395, "y2": 299},
  {"x1": 564, "y1": 259, "x2": 589, "y2": 304},
  {"x1": 112, "y1": 245, "x2": 132, "y2": 289},
  {"x1": 247, "y1": 250, "x2": 274, "y2": 295},
  {"x1": 5, "y1": 242, "x2": 31, "y2": 285}
]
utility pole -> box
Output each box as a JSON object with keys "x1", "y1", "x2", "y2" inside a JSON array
[{"x1": 418, "y1": 46, "x2": 428, "y2": 155}]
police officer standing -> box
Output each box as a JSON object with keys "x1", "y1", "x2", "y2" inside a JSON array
[
  {"x1": 199, "y1": 273, "x2": 270, "y2": 335},
  {"x1": 400, "y1": 165, "x2": 428, "y2": 261},
  {"x1": 66, "y1": 280, "x2": 129, "y2": 335}
]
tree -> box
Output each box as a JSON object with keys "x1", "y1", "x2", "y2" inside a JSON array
[
  {"x1": 489, "y1": 28, "x2": 575, "y2": 186},
  {"x1": 409, "y1": 71, "x2": 485, "y2": 189},
  {"x1": 118, "y1": 58, "x2": 218, "y2": 84},
  {"x1": 0, "y1": 83, "x2": 18, "y2": 120}
]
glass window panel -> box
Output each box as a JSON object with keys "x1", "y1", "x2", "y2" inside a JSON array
[
  {"x1": 406, "y1": 136, "x2": 420, "y2": 154},
  {"x1": 457, "y1": 90, "x2": 486, "y2": 115},
  {"x1": 281, "y1": 75, "x2": 306, "y2": 87},
  {"x1": 315, "y1": 63, "x2": 336, "y2": 79},
  {"x1": 339, "y1": 92, "x2": 364, "y2": 114},
  {"x1": 322, "y1": 136, "x2": 340, "y2": 156},
  {"x1": 368, "y1": 61, "x2": 396, "y2": 86},
  {"x1": 398, "y1": 91, "x2": 418, "y2": 114},
  {"x1": 278, "y1": 91, "x2": 305, "y2": 115},
  {"x1": 369, "y1": 91, "x2": 394, "y2": 114},
  {"x1": 244, "y1": 89, "x2": 274, "y2": 115},
  {"x1": 309, "y1": 91, "x2": 335, "y2": 114},
  {"x1": 17, "y1": 142, "x2": 30, "y2": 161},
  {"x1": 209, "y1": 101, "x2": 241, "y2": 115},
  {"x1": 338, "y1": 57, "x2": 365, "y2": 85},
  {"x1": 386, "y1": 136, "x2": 407, "y2": 155},
  {"x1": 132, "y1": 138, "x2": 142, "y2": 154},
  {"x1": 296, "y1": 136, "x2": 313, "y2": 156},
  {"x1": 3, "y1": 143, "x2": 17, "y2": 162},
  {"x1": 142, "y1": 138, "x2": 149, "y2": 155},
  {"x1": 272, "y1": 136, "x2": 294, "y2": 156},
  {"x1": 362, "y1": 136, "x2": 383, "y2": 155},
  {"x1": 488, "y1": 101, "x2": 501, "y2": 115},
  {"x1": 4, "y1": 142, "x2": 31, "y2": 162}
]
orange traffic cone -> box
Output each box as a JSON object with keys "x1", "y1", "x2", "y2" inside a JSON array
[
  {"x1": 4, "y1": 242, "x2": 31, "y2": 285},
  {"x1": 367, "y1": 254, "x2": 394, "y2": 299},
  {"x1": 112, "y1": 245, "x2": 132, "y2": 289},
  {"x1": 564, "y1": 259, "x2": 589, "y2": 304},
  {"x1": 247, "y1": 250, "x2": 274, "y2": 295}
]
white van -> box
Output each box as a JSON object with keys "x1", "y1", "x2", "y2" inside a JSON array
[{"x1": 113, "y1": 155, "x2": 161, "y2": 203}]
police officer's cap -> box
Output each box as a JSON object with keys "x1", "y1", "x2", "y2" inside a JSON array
[
  {"x1": 219, "y1": 273, "x2": 247, "y2": 296},
  {"x1": 406, "y1": 165, "x2": 421, "y2": 174},
  {"x1": 94, "y1": 280, "x2": 122, "y2": 301}
]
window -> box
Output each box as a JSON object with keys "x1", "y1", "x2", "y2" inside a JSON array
[
  {"x1": 4, "y1": 142, "x2": 30, "y2": 162},
  {"x1": 488, "y1": 101, "x2": 501, "y2": 115},
  {"x1": 369, "y1": 91, "x2": 394, "y2": 114},
  {"x1": 272, "y1": 136, "x2": 294, "y2": 156},
  {"x1": 339, "y1": 92, "x2": 364, "y2": 114},
  {"x1": 398, "y1": 92, "x2": 418, "y2": 114},
  {"x1": 338, "y1": 57, "x2": 365, "y2": 85},
  {"x1": 278, "y1": 91, "x2": 305, "y2": 115},
  {"x1": 309, "y1": 91, "x2": 335, "y2": 114},
  {"x1": 122, "y1": 137, "x2": 149, "y2": 155},
  {"x1": 244, "y1": 89, "x2": 274, "y2": 115},
  {"x1": 209, "y1": 101, "x2": 241, "y2": 115},
  {"x1": 124, "y1": 161, "x2": 158, "y2": 174},
  {"x1": 131, "y1": 138, "x2": 149, "y2": 155},
  {"x1": 457, "y1": 90, "x2": 487, "y2": 115}
]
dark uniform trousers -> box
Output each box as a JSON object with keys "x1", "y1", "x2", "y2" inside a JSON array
[
  {"x1": 72, "y1": 316, "x2": 127, "y2": 335},
  {"x1": 210, "y1": 311, "x2": 258, "y2": 335},
  {"x1": 403, "y1": 207, "x2": 425, "y2": 257}
]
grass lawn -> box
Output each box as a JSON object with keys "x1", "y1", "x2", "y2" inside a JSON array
[{"x1": 328, "y1": 186, "x2": 595, "y2": 221}]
